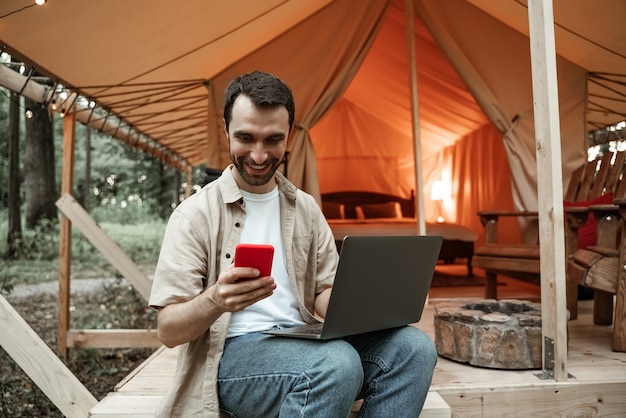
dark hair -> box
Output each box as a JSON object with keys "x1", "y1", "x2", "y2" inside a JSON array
[{"x1": 223, "y1": 71, "x2": 295, "y2": 133}]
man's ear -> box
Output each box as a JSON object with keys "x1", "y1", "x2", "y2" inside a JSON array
[{"x1": 223, "y1": 120, "x2": 228, "y2": 138}]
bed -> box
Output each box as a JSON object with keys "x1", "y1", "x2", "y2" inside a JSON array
[{"x1": 321, "y1": 191, "x2": 478, "y2": 276}]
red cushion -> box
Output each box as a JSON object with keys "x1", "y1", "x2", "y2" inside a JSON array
[{"x1": 563, "y1": 193, "x2": 614, "y2": 249}]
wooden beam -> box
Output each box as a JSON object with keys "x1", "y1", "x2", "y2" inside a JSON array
[
  {"x1": 58, "y1": 112, "x2": 76, "y2": 359},
  {"x1": 0, "y1": 65, "x2": 188, "y2": 171},
  {"x1": 439, "y1": 382, "x2": 626, "y2": 417},
  {"x1": 0, "y1": 295, "x2": 97, "y2": 417},
  {"x1": 67, "y1": 329, "x2": 161, "y2": 349},
  {"x1": 55, "y1": 193, "x2": 152, "y2": 301},
  {"x1": 527, "y1": 0, "x2": 569, "y2": 381}
]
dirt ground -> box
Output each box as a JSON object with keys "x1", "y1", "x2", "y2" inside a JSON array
[{"x1": 1, "y1": 278, "x2": 157, "y2": 417}]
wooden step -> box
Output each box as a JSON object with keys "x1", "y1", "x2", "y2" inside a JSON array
[{"x1": 90, "y1": 390, "x2": 450, "y2": 417}]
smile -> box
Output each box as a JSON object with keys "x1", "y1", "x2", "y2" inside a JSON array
[{"x1": 247, "y1": 162, "x2": 268, "y2": 170}]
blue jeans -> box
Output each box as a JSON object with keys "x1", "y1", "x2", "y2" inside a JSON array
[{"x1": 218, "y1": 326, "x2": 437, "y2": 417}]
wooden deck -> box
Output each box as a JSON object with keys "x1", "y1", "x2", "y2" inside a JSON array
[{"x1": 90, "y1": 267, "x2": 626, "y2": 417}]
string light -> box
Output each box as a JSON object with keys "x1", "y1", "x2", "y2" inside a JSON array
[
  {"x1": 25, "y1": 108, "x2": 33, "y2": 119},
  {"x1": 35, "y1": 0, "x2": 47, "y2": 5}
]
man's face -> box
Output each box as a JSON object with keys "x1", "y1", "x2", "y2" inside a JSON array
[{"x1": 227, "y1": 95, "x2": 289, "y2": 193}]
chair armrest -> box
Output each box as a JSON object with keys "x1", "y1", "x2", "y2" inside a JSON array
[
  {"x1": 477, "y1": 210, "x2": 538, "y2": 225},
  {"x1": 565, "y1": 203, "x2": 618, "y2": 228},
  {"x1": 587, "y1": 203, "x2": 619, "y2": 218},
  {"x1": 477, "y1": 210, "x2": 538, "y2": 217},
  {"x1": 476, "y1": 211, "x2": 538, "y2": 244}
]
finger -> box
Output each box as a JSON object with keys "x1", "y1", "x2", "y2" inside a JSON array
[
  {"x1": 231, "y1": 267, "x2": 261, "y2": 283},
  {"x1": 225, "y1": 281, "x2": 276, "y2": 311}
]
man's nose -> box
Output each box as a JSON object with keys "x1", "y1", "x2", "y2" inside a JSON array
[{"x1": 249, "y1": 142, "x2": 268, "y2": 163}]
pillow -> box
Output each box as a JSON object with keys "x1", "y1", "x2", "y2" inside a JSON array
[
  {"x1": 563, "y1": 193, "x2": 614, "y2": 249},
  {"x1": 322, "y1": 202, "x2": 345, "y2": 220},
  {"x1": 355, "y1": 202, "x2": 403, "y2": 219}
]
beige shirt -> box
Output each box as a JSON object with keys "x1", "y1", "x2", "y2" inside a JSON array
[{"x1": 148, "y1": 166, "x2": 338, "y2": 417}]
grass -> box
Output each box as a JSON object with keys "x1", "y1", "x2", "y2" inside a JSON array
[{"x1": 0, "y1": 211, "x2": 165, "y2": 288}]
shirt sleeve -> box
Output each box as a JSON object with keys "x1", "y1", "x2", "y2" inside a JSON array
[{"x1": 148, "y1": 208, "x2": 209, "y2": 309}]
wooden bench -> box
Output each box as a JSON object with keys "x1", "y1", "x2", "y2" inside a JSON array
[
  {"x1": 89, "y1": 346, "x2": 451, "y2": 417},
  {"x1": 472, "y1": 150, "x2": 626, "y2": 319}
]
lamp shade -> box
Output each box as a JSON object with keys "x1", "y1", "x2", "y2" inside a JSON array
[{"x1": 431, "y1": 180, "x2": 451, "y2": 201}]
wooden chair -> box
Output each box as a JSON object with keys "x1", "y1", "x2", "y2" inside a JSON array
[
  {"x1": 567, "y1": 177, "x2": 626, "y2": 351},
  {"x1": 472, "y1": 150, "x2": 626, "y2": 320}
]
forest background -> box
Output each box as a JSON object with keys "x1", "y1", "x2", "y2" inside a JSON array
[
  {"x1": 0, "y1": 79, "x2": 209, "y2": 284},
  {"x1": 0, "y1": 62, "x2": 208, "y2": 415}
]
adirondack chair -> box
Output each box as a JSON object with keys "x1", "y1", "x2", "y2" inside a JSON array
[
  {"x1": 472, "y1": 150, "x2": 626, "y2": 320},
  {"x1": 567, "y1": 176, "x2": 626, "y2": 352}
]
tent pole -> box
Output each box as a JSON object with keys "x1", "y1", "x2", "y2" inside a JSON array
[
  {"x1": 405, "y1": 0, "x2": 426, "y2": 236},
  {"x1": 527, "y1": 0, "x2": 569, "y2": 381},
  {"x1": 58, "y1": 112, "x2": 76, "y2": 359}
]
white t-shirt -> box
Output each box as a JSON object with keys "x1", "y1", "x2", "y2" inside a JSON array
[{"x1": 227, "y1": 186, "x2": 306, "y2": 337}]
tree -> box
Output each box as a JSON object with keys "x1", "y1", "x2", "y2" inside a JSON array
[
  {"x1": 7, "y1": 89, "x2": 22, "y2": 256},
  {"x1": 23, "y1": 98, "x2": 57, "y2": 229}
]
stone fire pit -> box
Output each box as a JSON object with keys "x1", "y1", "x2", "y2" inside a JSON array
[{"x1": 433, "y1": 299, "x2": 542, "y2": 370}]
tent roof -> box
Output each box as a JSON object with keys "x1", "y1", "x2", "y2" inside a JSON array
[
  {"x1": 0, "y1": 0, "x2": 624, "y2": 170},
  {"x1": 468, "y1": 0, "x2": 626, "y2": 133},
  {"x1": 0, "y1": 0, "x2": 335, "y2": 168}
]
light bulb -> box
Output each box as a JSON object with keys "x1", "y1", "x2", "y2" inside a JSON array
[
  {"x1": 35, "y1": 0, "x2": 47, "y2": 5},
  {"x1": 25, "y1": 108, "x2": 33, "y2": 119}
]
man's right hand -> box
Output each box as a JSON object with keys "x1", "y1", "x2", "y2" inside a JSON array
[
  {"x1": 206, "y1": 266, "x2": 277, "y2": 313},
  {"x1": 155, "y1": 266, "x2": 275, "y2": 348}
]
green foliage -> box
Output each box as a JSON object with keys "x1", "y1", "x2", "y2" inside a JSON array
[
  {"x1": 90, "y1": 198, "x2": 161, "y2": 224},
  {"x1": 13, "y1": 218, "x2": 59, "y2": 260},
  {"x1": 0, "y1": 208, "x2": 165, "y2": 286},
  {"x1": 99, "y1": 221, "x2": 166, "y2": 264}
]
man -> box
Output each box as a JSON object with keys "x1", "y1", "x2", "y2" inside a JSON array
[{"x1": 149, "y1": 71, "x2": 437, "y2": 417}]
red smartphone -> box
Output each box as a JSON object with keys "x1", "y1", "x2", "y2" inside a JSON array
[{"x1": 234, "y1": 243, "x2": 274, "y2": 277}]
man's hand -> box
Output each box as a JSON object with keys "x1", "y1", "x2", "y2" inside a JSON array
[
  {"x1": 156, "y1": 266, "x2": 276, "y2": 348},
  {"x1": 206, "y1": 266, "x2": 277, "y2": 313}
]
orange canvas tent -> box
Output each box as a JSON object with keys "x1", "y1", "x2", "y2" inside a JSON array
[{"x1": 0, "y1": 0, "x2": 624, "y2": 245}]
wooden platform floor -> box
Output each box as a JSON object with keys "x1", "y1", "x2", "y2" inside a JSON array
[{"x1": 91, "y1": 265, "x2": 626, "y2": 417}]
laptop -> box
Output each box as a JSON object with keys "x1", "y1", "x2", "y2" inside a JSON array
[{"x1": 264, "y1": 234, "x2": 443, "y2": 340}]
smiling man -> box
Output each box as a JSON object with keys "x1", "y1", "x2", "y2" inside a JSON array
[{"x1": 148, "y1": 71, "x2": 437, "y2": 417}]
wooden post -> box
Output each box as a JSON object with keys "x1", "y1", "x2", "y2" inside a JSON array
[
  {"x1": 58, "y1": 112, "x2": 75, "y2": 358},
  {"x1": 527, "y1": 0, "x2": 569, "y2": 381},
  {"x1": 405, "y1": 0, "x2": 426, "y2": 236}
]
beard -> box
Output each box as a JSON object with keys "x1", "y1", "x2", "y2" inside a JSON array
[{"x1": 232, "y1": 154, "x2": 281, "y2": 187}]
